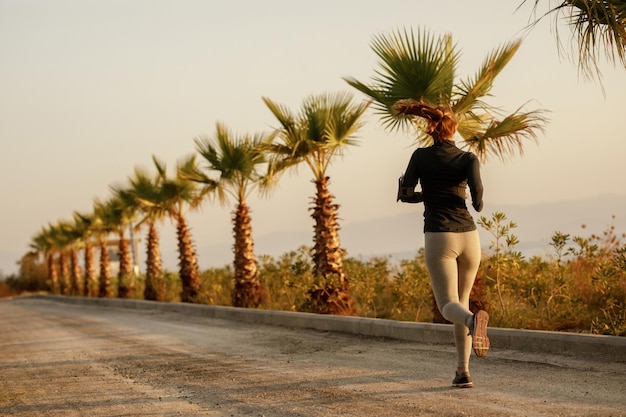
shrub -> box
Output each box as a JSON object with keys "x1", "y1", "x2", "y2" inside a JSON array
[{"x1": 10, "y1": 215, "x2": 625, "y2": 336}]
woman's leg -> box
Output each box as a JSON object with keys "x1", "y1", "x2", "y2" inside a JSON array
[
  {"x1": 424, "y1": 232, "x2": 474, "y2": 323},
  {"x1": 425, "y1": 231, "x2": 481, "y2": 371},
  {"x1": 455, "y1": 230, "x2": 482, "y2": 370}
]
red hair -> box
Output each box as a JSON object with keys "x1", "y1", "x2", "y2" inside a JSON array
[{"x1": 392, "y1": 99, "x2": 457, "y2": 142}]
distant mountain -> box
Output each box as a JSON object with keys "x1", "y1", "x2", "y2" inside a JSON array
[
  {"x1": 186, "y1": 193, "x2": 626, "y2": 270},
  {"x1": 482, "y1": 193, "x2": 626, "y2": 258}
]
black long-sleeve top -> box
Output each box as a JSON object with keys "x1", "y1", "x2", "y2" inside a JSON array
[{"x1": 401, "y1": 141, "x2": 484, "y2": 233}]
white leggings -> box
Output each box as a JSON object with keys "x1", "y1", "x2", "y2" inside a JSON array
[{"x1": 424, "y1": 230, "x2": 481, "y2": 371}]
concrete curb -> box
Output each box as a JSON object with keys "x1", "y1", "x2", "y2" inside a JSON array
[{"x1": 30, "y1": 295, "x2": 626, "y2": 361}]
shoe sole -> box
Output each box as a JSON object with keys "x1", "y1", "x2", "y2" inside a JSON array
[
  {"x1": 472, "y1": 310, "x2": 490, "y2": 358},
  {"x1": 453, "y1": 382, "x2": 474, "y2": 388}
]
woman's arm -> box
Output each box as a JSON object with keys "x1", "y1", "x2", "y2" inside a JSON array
[
  {"x1": 397, "y1": 175, "x2": 424, "y2": 203},
  {"x1": 397, "y1": 151, "x2": 423, "y2": 203},
  {"x1": 467, "y1": 156, "x2": 483, "y2": 212}
]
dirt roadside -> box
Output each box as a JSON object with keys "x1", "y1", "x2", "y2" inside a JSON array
[{"x1": 0, "y1": 297, "x2": 624, "y2": 417}]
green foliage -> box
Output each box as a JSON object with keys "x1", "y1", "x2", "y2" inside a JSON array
[
  {"x1": 387, "y1": 250, "x2": 433, "y2": 322},
  {"x1": 257, "y1": 247, "x2": 315, "y2": 312},
  {"x1": 344, "y1": 256, "x2": 392, "y2": 318},
  {"x1": 161, "y1": 270, "x2": 184, "y2": 302},
  {"x1": 197, "y1": 266, "x2": 233, "y2": 306},
  {"x1": 11, "y1": 253, "x2": 48, "y2": 293},
  {"x1": 475, "y1": 214, "x2": 626, "y2": 336},
  {"x1": 477, "y1": 212, "x2": 524, "y2": 325}
]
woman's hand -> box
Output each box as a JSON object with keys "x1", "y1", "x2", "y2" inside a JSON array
[
  {"x1": 397, "y1": 176, "x2": 423, "y2": 203},
  {"x1": 399, "y1": 192, "x2": 423, "y2": 203}
]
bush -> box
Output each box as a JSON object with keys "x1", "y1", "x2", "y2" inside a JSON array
[{"x1": 10, "y1": 215, "x2": 625, "y2": 336}]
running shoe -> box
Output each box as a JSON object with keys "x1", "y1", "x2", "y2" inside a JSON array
[
  {"x1": 470, "y1": 310, "x2": 490, "y2": 358},
  {"x1": 452, "y1": 370, "x2": 473, "y2": 388}
]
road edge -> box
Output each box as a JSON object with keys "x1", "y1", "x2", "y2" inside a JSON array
[{"x1": 19, "y1": 294, "x2": 626, "y2": 361}]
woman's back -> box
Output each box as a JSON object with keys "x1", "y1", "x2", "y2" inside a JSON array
[{"x1": 405, "y1": 141, "x2": 483, "y2": 232}]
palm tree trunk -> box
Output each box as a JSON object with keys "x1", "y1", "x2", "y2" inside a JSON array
[
  {"x1": 308, "y1": 176, "x2": 356, "y2": 315},
  {"x1": 232, "y1": 201, "x2": 265, "y2": 308},
  {"x1": 98, "y1": 238, "x2": 111, "y2": 298},
  {"x1": 47, "y1": 253, "x2": 59, "y2": 294},
  {"x1": 70, "y1": 248, "x2": 82, "y2": 296},
  {"x1": 83, "y1": 241, "x2": 96, "y2": 297},
  {"x1": 117, "y1": 234, "x2": 134, "y2": 298},
  {"x1": 58, "y1": 251, "x2": 70, "y2": 295},
  {"x1": 175, "y1": 214, "x2": 202, "y2": 303},
  {"x1": 144, "y1": 222, "x2": 164, "y2": 301}
]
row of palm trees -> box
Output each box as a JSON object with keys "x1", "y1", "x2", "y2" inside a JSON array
[
  {"x1": 30, "y1": 92, "x2": 371, "y2": 312},
  {"x1": 28, "y1": 27, "x2": 552, "y2": 313}
]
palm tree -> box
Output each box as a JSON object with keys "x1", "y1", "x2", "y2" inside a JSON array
[
  {"x1": 92, "y1": 198, "x2": 115, "y2": 298},
  {"x1": 100, "y1": 192, "x2": 137, "y2": 299},
  {"x1": 263, "y1": 92, "x2": 370, "y2": 315},
  {"x1": 182, "y1": 122, "x2": 272, "y2": 308},
  {"x1": 30, "y1": 226, "x2": 58, "y2": 294},
  {"x1": 47, "y1": 220, "x2": 72, "y2": 296},
  {"x1": 520, "y1": 0, "x2": 626, "y2": 82},
  {"x1": 125, "y1": 162, "x2": 169, "y2": 301},
  {"x1": 345, "y1": 27, "x2": 548, "y2": 322},
  {"x1": 344, "y1": 27, "x2": 548, "y2": 161},
  {"x1": 73, "y1": 211, "x2": 98, "y2": 297},
  {"x1": 17, "y1": 250, "x2": 47, "y2": 292},
  {"x1": 155, "y1": 155, "x2": 206, "y2": 303},
  {"x1": 58, "y1": 219, "x2": 83, "y2": 296}
]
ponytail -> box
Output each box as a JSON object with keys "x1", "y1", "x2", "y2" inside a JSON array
[{"x1": 392, "y1": 98, "x2": 457, "y2": 142}]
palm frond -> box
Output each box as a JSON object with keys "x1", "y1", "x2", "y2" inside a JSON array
[
  {"x1": 265, "y1": 92, "x2": 369, "y2": 179},
  {"x1": 192, "y1": 122, "x2": 271, "y2": 204},
  {"x1": 453, "y1": 39, "x2": 522, "y2": 115},
  {"x1": 462, "y1": 107, "x2": 549, "y2": 161},
  {"x1": 303, "y1": 91, "x2": 369, "y2": 151},
  {"x1": 521, "y1": 0, "x2": 626, "y2": 83},
  {"x1": 262, "y1": 96, "x2": 300, "y2": 138},
  {"x1": 152, "y1": 155, "x2": 167, "y2": 180},
  {"x1": 569, "y1": 0, "x2": 626, "y2": 76},
  {"x1": 344, "y1": 27, "x2": 459, "y2": 131},
  {"x1": 124, "y1": 164, "x2": 171, "y2": 228},
  {"x1": 346, "y1": 25, "x2": 548, "y2": 161}
]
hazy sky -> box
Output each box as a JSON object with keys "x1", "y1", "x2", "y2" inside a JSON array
[{"x1": 2, "y1": 0, "x2": 625, "y2": 275}]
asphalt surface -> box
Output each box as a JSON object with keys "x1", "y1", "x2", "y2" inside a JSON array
[{"x1": 1, "y1": 296, "x2": 624, "y2": 417}]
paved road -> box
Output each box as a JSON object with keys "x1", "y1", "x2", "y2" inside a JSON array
[{"x1": 1, "y1": 296, "x2": 624, "y2": 417}]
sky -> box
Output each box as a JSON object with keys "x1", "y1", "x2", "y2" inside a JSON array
[{"x1": 1, "y1": 0, "x2": 625, "y2": 276}]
